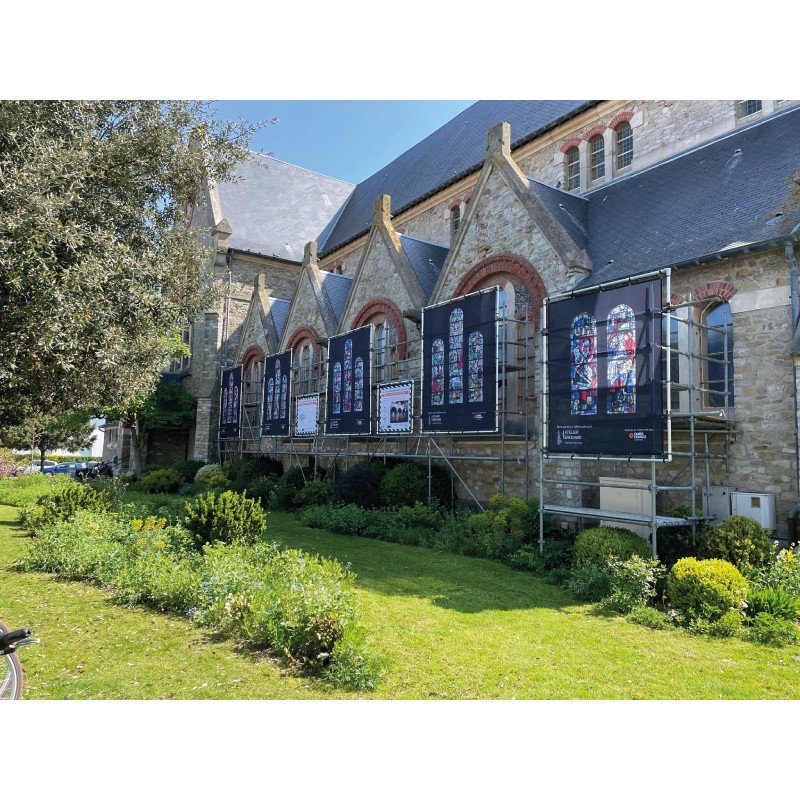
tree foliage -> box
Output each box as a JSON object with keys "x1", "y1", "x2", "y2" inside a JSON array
[
  {"x1": 0, "y1": 410, "x2": 95, "y2": 467},
  {"x1": 0, "y1": 100, "x2": 261, "y2": 426}
]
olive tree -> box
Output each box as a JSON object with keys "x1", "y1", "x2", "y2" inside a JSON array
[{"x1": 0, "y1": 100, "x2": 263, "y2": 427}]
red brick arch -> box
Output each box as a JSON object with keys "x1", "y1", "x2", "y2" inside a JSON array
[
  {"x1": 583, "y1": 124, "x2": 607, "y2": 141},
  {"x1": 609, "y1": 111, "x2": 634, "y2": 130},
  {"x1": 352, "y1": 298, "x2": 408, "y2": 359},
  {"x1": 560, "y1": 137, "x2": 582, "y2": 154},
  {"x1": 672, "y1": 281, "x2": 737, "y2": 307},
  {"x1": 241, "y1": 345, "x2": 264, "y2": 368},
  {"x1": 287, "y1": 325, "x2": 323, "y2": 357},
  {"x1": 453, "y1": 254, "x2": 547, "y2": 330}
]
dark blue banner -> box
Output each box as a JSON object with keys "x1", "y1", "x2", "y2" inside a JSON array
[
  {"x1": 261, "y1": 350, "x2": 292, "y2": 436},
  {"x1": 546, "y1": 277, "x2": 663, "y2": 456},
  {"x1": 421, "y1": 288, "x2": 498, "y2": 433},
  {"x1": 326, "y1": 326, "x2": 372, "y2": 434},
  {"x1": 219, "y1": 365, "x2": 242, "y2": 439}
]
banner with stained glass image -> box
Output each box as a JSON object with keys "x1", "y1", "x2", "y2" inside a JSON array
[
  {"x1": 261, "y1": 350, "x2": 292, "y2": 436},
  {"x1": 325, "y1": 325, "x2": 372, "y2": 434},
  {"x1": 219, "y1": 365, "x2": 242, "y2": 439},
  {"x1": 421, "y1": 287, "x2": 498, "y2": 433},
  {"x1": 546, "y1": 276, "x2": 663, "y2": 456}
]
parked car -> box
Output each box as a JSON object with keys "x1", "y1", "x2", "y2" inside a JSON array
[
  {"x1": 15, "y1": 460, "x2": 58, "y2": 476},
  {"x1": 43, "y1": 461, "x2": 87, "y2": 476}
]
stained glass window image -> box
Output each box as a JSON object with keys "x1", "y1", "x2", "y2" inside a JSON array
[
  {"x1": 448, "y1": 308, "x2": 463, "y2": 404},
  {"x1": 607, "y1": 304, "x2": 636, "y2": 414},
  {"x1": 266, "y1": 379, "x2": 274, "y2": 421},
  {"x1": 344, "y1": 339, "x2": 353, "y2": 413},
  {"x1": 274, "y1": 360, "x2": 282, "y2": 419},
  {"x1": 332, "y1": 362, "x2": 342, "y2": 414},
  {"x1": 222, "y1": 388, "x2": 229, "y2": 424},
  {"x1": 431, "y1": 338, "x2": 445, "y2": 405},
  {"x1": 280, "y1": 374, "x2": 288, "y2": 419},
  {"x1": 468, "y1": 331, "x2": 484, "y2": 402},
  {"x1": 570, "y1": 313, "x2": 597, "y2": 415},
  {"x1": 354, "y1": 357, "x2": 364, "y2": 412}
]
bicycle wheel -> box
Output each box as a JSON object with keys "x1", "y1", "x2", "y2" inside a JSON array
[{"x1": 0, "y1": 621, "x2": 23, "y2": 700}]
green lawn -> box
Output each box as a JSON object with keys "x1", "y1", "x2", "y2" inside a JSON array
[{"x1": 2, "y1": 502, "x2": 799, "y2": 699}]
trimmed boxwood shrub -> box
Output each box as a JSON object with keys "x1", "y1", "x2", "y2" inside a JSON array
[
  {"x1": 573, "y1": 525, "x2": 650, "y2": 569},
  {"x1": 295, "y1": 479, "x2": 334, "y2": 508},
  {"x1": 136, "y1": 468, "x2": 183, "y2": 494},
  {"x1": 194, "y1": 464, "x2": 228, "y2": 487},
  {"x1": 666, "y1": 557, "x2": 748, "y2": 622},
  {"x1": 184, "y1": 490, "x2": 266, "y2": 549},
  {"x1": 698, "y1": 515, "x2": 775, "y2": 573},
  {"x1": 380, "y1": 462, "x2": 428, "y2": 508}
]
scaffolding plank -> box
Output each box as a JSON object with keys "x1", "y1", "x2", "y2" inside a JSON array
[{"x1": 542, "y1": 504, "x2": 687, "y2": 527}]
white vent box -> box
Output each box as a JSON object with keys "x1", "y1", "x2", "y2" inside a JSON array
[
  {"x1": 599, "y1": 477, "x2": 650, "y2": 538},
  {"x1": 703, "y1": 486, "x2": 732, "y2": 522},
  {"x1": 730, "y1": 492, "x2": 776, "y2": 531}
]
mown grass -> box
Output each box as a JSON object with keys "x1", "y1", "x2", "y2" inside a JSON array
[{"x1": 3, "y1": 500, "x2": 800, "y2": 699}]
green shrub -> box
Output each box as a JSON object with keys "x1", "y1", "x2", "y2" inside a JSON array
[
  {"x1": 688, "y1": 610, "x2": 744, "y2": 638},
  {"x1": 666, "y1": 557, "x2": 749, "y2": 622},
  {"x1": 566, "y1": 564, "x2": 613, "y2": 601},
  {"x1": 656, "y1": 505, "x2": 703, "y2": 568},
  {"x1": 21, "y1": 479, "x2": 111, "y2": 533},
  {"x1": 194, "y1": 464, "x2": 229, "y2": 487},
  {"x1": 602, "y1": 555, "x2": 667, "y2": 613},
  {"x1": 573, "y1": 526, "x2": 650, "y2": 569},
  {"x1": 506, "y1": 544, "x2": 543, "y2": 572},
  {"x1": 698, "y1": 515, "x2": 775, "y2": 574},
  {"x1": 136, "y1": 468, "x2": 183, "y2": 494},
  {"x1": 170, "y1": 460, "x2": 207, "y2": 484},
  {"x1": 395, "y1": 501, "x2": 442, "y2": 531},
  {"x1": 327, "y1": 626, "x2": 384, "y2": 691},
  {"x1": 295, "y1": 479, "x2": 334, "y2": 508},
  {"x1": 334, "y1": 461, "x2": 387, "y2": 508},
  {"x1": 0, "y1": 473, "x2": 54, "y2": 507},
  {"x1": 245, "y1": 476, "x2": 279, "y2": 507},
  {"x1": 223, "y1": 457, "x2": 283, "y2": 491},
  {"x1": 184, "y1": 490, "x2": 266, "y2": 549},
  {"x1": 745, "y1": 585, "x2": 799, "y2": 621},
  {"x1": 743, "y1": 613, "x2": 799, "y2": 647},
  {"x1": 270, "y1": 467, "x2": 308, "y2": 510},
  {"x1": 380, "y1": 462, "x2": 429, "y2": 508},
  {"x1": 628, "y1": 605, "x2": 674, "y2": 630}
]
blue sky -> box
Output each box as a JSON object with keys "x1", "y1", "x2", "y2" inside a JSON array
[{"x1": 213, "y1": 101, "x2": 475, "y2": 184}]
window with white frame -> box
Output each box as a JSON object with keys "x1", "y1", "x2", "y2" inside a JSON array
[
  {"x1": 735, "y1": 100, "x2": 762, "y2": 119},
  {"x1": 243, "y1": 353, "x2": 264, "y2": 405},
  {"x1": 589, "y1": 135, "x2": 605, "y2": 181},
  {"x1": 565, "y1": 147, "x2": 580, "y2": 191},
  {"x1": 374, "y1": 318, "x2": 399, "y2": 383},
  {"x1": 703, "y1": 301, "x2": 734, "y2": 408},
  {"x1": 615, "y1": 121, "x2": 633, "y2": 169}
]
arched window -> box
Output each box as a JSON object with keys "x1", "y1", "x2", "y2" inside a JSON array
[
  {"x1": 704, "y1": 301, "x2": 734, "y2": 408},
  {"x1": 589, "y1": 134, "x2": 605, "y2": 181},
  {"x1": 448, "y1": 308, "x2": 464, "y2": 404},
  {"x1": 374, "y1": 319, "x2": 399, "y2": 383},
  {"x1": 431, "y1": 338, "x2": 445, "y2": 405},
  {"x1": 301, "y1": 344, "x2": 313, "y2": 394},
  {"x1": 242, "y1": 349, "x2": 264, "y2": 406},
  {"x1": 565, "y1": 146, "x2": 580, "y2": 191},
  {"x1": 615, "y1": 121, "x2": 633, "y2": 169}
]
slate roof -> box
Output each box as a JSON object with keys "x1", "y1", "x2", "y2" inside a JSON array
[
  {"x1": 576, "y1": 106, "x2": 800, "y2": 288},
  {"x1": 528, "y1": 179, "x2": 590, "y2": 253},
  {"x1": 217, "y1": 154, "x2": 355, "y2": 261},
  {"x1": 321, "y1": 272, "x2": 353, "y2": 324},
  {"x1": 399, "y1": 235, "x2": 449, "y2": 300},
  {"x1": 318, "y1": 100, "x2": 596, "y2": 256},
  {"x1": 268, "y1": 297, "x2": 291, "y2": 339}
]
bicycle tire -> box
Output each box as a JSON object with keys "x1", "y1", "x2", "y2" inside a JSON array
[{"x1": 0, "y1": 621, "x2": 24, "y2": 700}]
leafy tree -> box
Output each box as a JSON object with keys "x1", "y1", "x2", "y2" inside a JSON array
[
  {"x1": 106, "y1": 379, "x2": 197, "y2": 477},
  {"x1": 0, "y1": 410, "x2": 95, "y2": 468},
  {"x1": 0, "y1": 100, "x2": 264, "y2": 427}
]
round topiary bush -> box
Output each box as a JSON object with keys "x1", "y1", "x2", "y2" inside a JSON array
[
  {"x1": 194, "y1": 464, "x2": 228, "y2": 488},
  {"x1": 666, "y1": 557, "x2": 749, "y2": 622},
  {"x1": 334, "y1": 461, "x2": 387, "y2": 508},
  {"x1": 698, "y1": 515, "x2": 775, "y2": 573},
  {"x1": 573, "y1": 525, "x2": 650, "y2": 569},
  {"x1": 380, "y1": 462, "x2": 428, "y2": 508}
]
